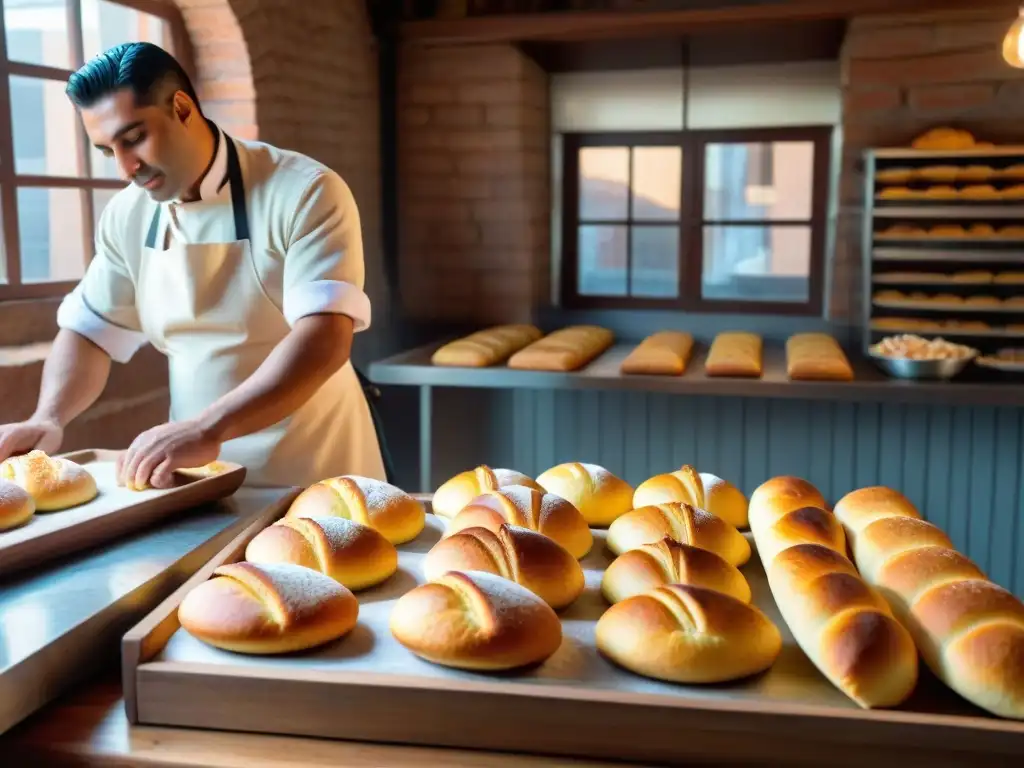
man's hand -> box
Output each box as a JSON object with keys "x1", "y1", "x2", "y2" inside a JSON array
[
  {"x1": 116, "y1": 419, "x2": 221, "y2": 490},
  {"x1": 0, "y1": 418, "x2": 63, "y2": 462}
]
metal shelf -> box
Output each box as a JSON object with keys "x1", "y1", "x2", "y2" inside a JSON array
[
  {"x1": 873, "y1": 300, "x2": 1024, "y2": 314},
  {"x1": 870, "y1": 146, "x2": 1024, "y2": 160},
  {"x1": 873, "y1": 205, "x2": 1024, "y2": 219},
  {"x1": 869, "y1": 324, "x2": 1024, "y2": 339},
  {"x1": 872, "y1": 248, "x2": 1024, "y2": 263}
]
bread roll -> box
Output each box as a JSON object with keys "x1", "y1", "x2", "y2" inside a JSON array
[
  {"x1": 632, "y1": 465, "x2": 748, "y2": 529},
  {"x1": 601, "y1": 538, "x2": 751, "y2": 605},
  {"x1": 507, "y1": 325, "x2": 614, "y2": 372},
  {"x1": 431, "y1": 324, "x2": 543, "y2": 367},
  {"x1": 619, "y1": 331, "x2": 694, "y2": 376},
  {"x1": 704, "y1": 332, "x2": 762, "y2": 378},
  {"x1": 785, "y1": 333, "x2": 854, "y2": 382},
  {"x1": 0, "y1": 450, "x2": 97, "y2": 511},
  {"x1": 535, "y1": 461, "x2": 633, "y2": 527},
  {"x1": 446, "y1": 486, "x2": 592, "y2": 559},
  {"x1": 424, "y1": 524, "x2": 584, "y2": 609},
  {"x1": 606, "y1": 502, "x2": 751, "y2": 567},
  {"x1": 125, "y1": 460, "x2": 233, "y2": 491},
  {"x1": 178, "y1": 562, "x2": 359, "y2": 654},
  {"x1": 748, "y1": 477, "x2": 918, "y2": 708},
  {"x1": 596, "y1": 584, "x2": 782, "y2": 684},
  {"x1": 245, "y1": 516, "x2": 398, "y2": 591},
  {"x1": 432, "y1": 465, "x2": 542, "y2": 520},
  {"x1": 834, "y1": 486, "x2": 1024, "y2": 720},
  {"x1": 0, "y1": 480, "x2": 34, "y2": 531},
  {"x1": 389, "y1": 570, "x2": 563, "y2": 670},
  {"x1": 285, "y1": 475, "x2": 425, "y2": 545}
]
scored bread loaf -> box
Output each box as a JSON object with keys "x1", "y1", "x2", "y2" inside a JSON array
[
  {"x1": 786, "y1": 333, "x2": 854, "y2": 382},
  {"x1": 1, "y1": 450, "x2": 98, "y2": 511},
  {"x1": 507, "y1": 325, "x2": 614, "y2": 372},
  {"x1": 432, "y1": 465, "x2": 542, "y2": 519},
  {"x1": 748, "y1": 476, "x2": 918, "y2": 708},
  {"x1": 431, "y1": 324, "x2": 543, "y2": 367},
  {"x1": 0, "y1": 480, "x2": 34, "y2": 531},
  {"x1": 424, "y1": 524, "x2": 584, "y2": 609},
  {"x1": 606, "y1": 502, "x2": 751, "y2": 567},
  {"x1": 632, "y1": 464, "x2": 749, "y2": 529},
  {"x1": 446, "y1": 485, "x2": 593, "y2": 559},
  {"x1": 619, "y1": 331, "x2": 694, "y2": 376},
  {"x1": 595, "y1": 584, "x2": 782, "y2": 684},
  {"x1": 833, "y1": 486, "x2": 1024, "y2": 720},
  {"x1": 601, "y1": 538, "x2": 751, "y2": 605},
  {"x1": 535, "y1": 461, "x2": 633, "y2": 527},
  {"x1": 704, "y1": 332, "x2": 763, "y2": 378}
]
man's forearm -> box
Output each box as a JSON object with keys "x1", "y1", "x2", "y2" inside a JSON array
[{"x1": 33, "y1": 329, "x2": 112, "y2": 426}]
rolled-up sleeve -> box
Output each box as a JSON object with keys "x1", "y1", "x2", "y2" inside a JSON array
[{"x1": 282, "y1": 169, "x2": 371, "y2": 332}]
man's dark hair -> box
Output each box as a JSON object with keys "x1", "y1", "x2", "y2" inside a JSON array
[{"x1": 65, "y1": 42, "x2": 201, "y2": 114}]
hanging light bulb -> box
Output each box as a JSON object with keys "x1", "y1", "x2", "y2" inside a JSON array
[{"x1": 1002, "y1": 6, "x2": 1024, "y2": 68}]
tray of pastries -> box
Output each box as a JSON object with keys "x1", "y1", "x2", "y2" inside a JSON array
[{"x1": 873, "y1": 290, "x2": 1024, "y2": 312}]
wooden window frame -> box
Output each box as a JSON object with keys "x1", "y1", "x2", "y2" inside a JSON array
[
  {"x1": 0, "y1": 0, "x2": 195, "y2": 301},
  {"x1": 560, "y1": 125, "x2": 832, "y2": 316}
]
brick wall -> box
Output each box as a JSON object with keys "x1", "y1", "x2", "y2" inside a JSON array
[{"x1": 397, "y1": 43, "x2": 550, "y2": 325}]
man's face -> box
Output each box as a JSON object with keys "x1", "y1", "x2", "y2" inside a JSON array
[{"x1": 80, "y1": 88, "x2": 195, "y2": 202}]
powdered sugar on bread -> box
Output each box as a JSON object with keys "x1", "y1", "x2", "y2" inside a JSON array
[{"x1": 216, "y1": 562, "x2": 349, "y2": 626}]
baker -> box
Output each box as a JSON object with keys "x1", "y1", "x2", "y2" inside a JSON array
[{"x1": 0, "y1": 42, "x2": 387, "y2": 490}]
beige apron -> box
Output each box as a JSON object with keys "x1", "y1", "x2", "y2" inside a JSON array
[{"x1": 133, "y1": 136, "x2": 386, "y2": 487}]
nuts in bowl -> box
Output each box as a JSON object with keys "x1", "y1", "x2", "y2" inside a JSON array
[{"x1": 869, "y1": 334, "x2": 978, "y2": 380}]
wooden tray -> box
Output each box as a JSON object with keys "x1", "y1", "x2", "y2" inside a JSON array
[
  {"x1": 122, "y1": 500, "x2": 1024, "y2": 767},
  {"x1": 0, "y1": 449, "x2": 246, "y2": 579}
]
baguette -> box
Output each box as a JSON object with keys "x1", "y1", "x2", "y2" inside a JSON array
[
  {"x1": 606, "y1": 501, "x2": 751, "y2": 567},
  {"x1": 748, "y1": 477, "x2": 918, "y2": 708},
  {"x1": 0, "y1": 450, "x2": 97, "y2": 511},
  {"x1": 432, "y1": 465, "x2": 542, "y2": 520},
  {"x1": 833, "y1": 486, "x2": 1024, "y2": 720},
  {"x1": 619, "y1": 331, "x2": 694, "y2": 376},
  {"x1": 431, "y1": 324, "x2": 543, "y2": 367},
  {"x1": 507, "y1": 325, "x2": 614, "y2": 372},
  {"x1": 0, "y1": 480, "x2": 34, "y2": 531},
  {"x1": 704, "y1": 332, "x2": 762, "y2": 378},
  {"x1": 632, "y1": 464, "x2": 748, "y2": 529},
  {"x1": 535, "y1": 461, "x2": 633, "y2": 527},
  {"x1": 785, "y1": 333, "x2": 854, "y2": 382}
]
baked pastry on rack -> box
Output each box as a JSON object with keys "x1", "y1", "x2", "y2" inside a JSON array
[
  {"x1": 619, "y1": 330, "x2": 694, "y2": 376},
  {"x1": 432, "y1": 465, "x2": 542, "y2": 520},
  {"x1": 507, "y1": 325, "x2": 614, "y2": 372},
  {"x1": 632, "y1": 464, "x2": 748, "y2": 529},
  {"x1": 606, "y1": 501, "x2": 751, "y2": 567},
  {"x1": 916, "y1": 165, "x2": 958, "y2": 183},
  {"x1": 0, "y1": 450, "x2": 97, "y2": 511},
  {"x1": 535, "y1": 461, "x2": 634, "y2": 527},
  {"x1": 704, "y1": 331, "x2": 763, "y2": 378},
  {"x1": 875, "y1": 167, "x2": 914, "y2": 184},
  {"x1": 431, "y1": 324, "x2": 543, "y2": 368},
  {"x1": 957, "y1": 165, "x2": 993, "y2": 182},
  {"x1": 911, "y1": 127, "x2": 976, "y2": 150},
  {"x1": 786, "y1": 333, "x2": 854, "y2": 382}
]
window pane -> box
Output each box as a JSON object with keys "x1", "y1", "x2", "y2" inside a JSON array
[
  {"x1": 632, "y1": 147, "x2": 681, "y2": 221},
  {"x1": 630, "y1": 226, "x2": 678, "y2": 298},
  {"x1": 578, "y1": 224, "x2": 626, "y2": 296},
  {"x1": 5, "y1": 0, "x2": 71, "y2": 70},
  {"x1": 82, "y1": 0, "x2": 169, "y2": 64},
  {"x1": 702, "y1": 224, "x2": 811, "y2": 303},
  {"x1": 18, "y1": 187, "x2": 86, "y2": 282},
  {"x1": 579, "y1": 147, "x2": 628, "y2": 220},
  {"x1": 704, "y1": 141, "x2": 814, "y2": 221},
  {"x1": 11, "y1": 75, "x2": 81, "y2": 177}
]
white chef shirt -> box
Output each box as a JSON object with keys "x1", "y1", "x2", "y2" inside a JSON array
[{"x1": 56, "y1": 123, "x2": 372, "y2": 363}]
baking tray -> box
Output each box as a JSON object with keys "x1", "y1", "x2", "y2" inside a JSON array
[
  {"x1": 0, "y1": 449, "x2": 246, "y2": 579},
  {"x1": 122, "y1": 501, "x2": 1024, "y2": 767}
]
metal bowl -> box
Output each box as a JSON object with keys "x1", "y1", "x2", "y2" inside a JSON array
[{"x1": 869, "y1": 352, "x2": 976, "y2": 381}]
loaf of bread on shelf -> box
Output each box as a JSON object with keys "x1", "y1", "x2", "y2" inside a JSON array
[
  {"x1": 0, "y1": 450, "x2": 97, "y2": 511},
  {"x1": 704, "y1": 332, "x2": 763, "y2": 378},
  {"x1": 595, "y1": 584, "x2": 782, "y2": 684},
  {"x1": 390, "y1": 570, "x2": 563, "y2": 670},
  {"x1": 632, "y1": 464, "x2": 748, "y2": 529},
  {"x1": 446, "y1": 485, "x2": 593, "y2": 559},
  {"x1": 916, "y1": 165, "x2": 958, "y2": 183},
  {"x1": 424, "y1": 524, "x2": 584, "y2": 610},
  {"x1": 748, "y1": 476, "x2": 918, "y2": 708},
  {"x1": 0, "y1": 480, "x2": 34, "y2": 531},
  {"x1": 785, "y1": 333, "x2": 854, "y2": 382},
  {"x1": 535, "y1": 461, "x2": 633, "y2": 527},
  {"x1": 245, "y1": 516, "x2": 398, "y2": 591},
  {"x1": 911, "y1": 127, "x2": 976, "y2": 150},
  {"x1": 178, "y1": 562, "x2": 359, "y2": 654},
  {"x1": 432, "y1": 465, "x2": 542, "y2": 520},
  {"x1": 606, "y1": 501, "x2": 751, "y2": 567},
  {"x1": 601, "y1": 538, "x2": 751, "y2": 605},
  {"x1": 284, "y1": 475, "x2": 425, "y2": 545},
  {"x1": 875, "y1": 167, "x2": 914, "y2": 184},
  {"x1": 430, "y1": 324, "x2": 543, "y2": 367},
  {"x1": 506, "y1": 325, "x2": 614, "y2": 372},
  {"x1": 619, "y1": 331, "x2": 694, "y2": 376},
  {"x1": 833, "y1": 486, "x2": 1024, "y2": 720}
]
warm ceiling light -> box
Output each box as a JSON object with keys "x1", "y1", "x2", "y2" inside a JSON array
[{"x1": 1003, "y1": 6, "x2": 1024, "y2": 68}]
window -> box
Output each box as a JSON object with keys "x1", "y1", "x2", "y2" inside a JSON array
[
  {"x1": 0, "y1": 0, "x2": 192, "y2": 300},
  {"x1": 561, "y1": 126, "x2": 831, "y2": 315}
]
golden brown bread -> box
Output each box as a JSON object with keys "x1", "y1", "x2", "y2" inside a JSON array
[
  {"x1": 606, "y1": 502, "x2": 751, "y2": 567},
  {"x1": 595, "y1": 584, "x2": 782, "y2": 684},
  {"x1": 632, "y1": 464, "x2": 748, "y2": 529},
  {"x1": 535, "y1": 461, "x2": 633, "y2": 527},
  {"x1": 785, "y1": 333, "x2": 854, "y2": 382},
  {"x1": 244, "y1": 516, "x2": 398, "y2": 591},
  {"x1": 123, "y1": 460, "x2": 233, "y2": 491},
  {"x1": 601, "y1": 538, "x2": 751, "y2": 605},
  {"x1": 704, "y1": 332, "x2": 763, "y2": 378},
  {"x1": 507, "y1": 325, "x2": 614, "y2": 372},
  {"x1": 446, "y1": 485, "x2": 593, "y2": 559},
  {"x1": 834, "y1": 486, "x2": 1024, "y2": 720},
  {"x1": 431, "y1": 324, "x2": 543, "y2": 367},
  {"x1": 432, "y1": 465, "x2": 542, "y2": 520},
  {"x1": 389, "y1": 570, "x2": 563, "y2": 670},
  {"x1": 424, "y1": 524, "x2": 584, "y2": 610},
  {"x1": 0, "y1": 450, "x2": 97, "y2": 511},
  {"x1": 748, "y1": 477, "x2": 918, "y2": 708},
  {"x1": 911, "y1": 127, "x2": 975, "y2": 150},
  {"x1": 619, "y1": 331, "x2": 694, "y2": 376},
  {"x1": 178, "y1": 562, "x2": 359, "y2": 654},
  {"x1": 285, "y1": 475, "x2": 425, "y2": 545},
  {"x1": 0, "y1": 480, "x2": 34, "y2": 531}
]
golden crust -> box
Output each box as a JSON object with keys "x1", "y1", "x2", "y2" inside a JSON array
[
  {"x1": 0, "y1": 479, "x2": 34, "y2": 530},
  {"x1": 704, "y1": 332, "x2": 763, "y2": 378},
  {"x1": 431, "y1": 325, "x2": 543, "y2": 367},
  {"x1": 606, "y1": 502, "x2": 751, "y2": 567},
  {"x1": 619, "y1": 331, "x2": 694, "y2": 376},
  {"x1": 535, "y1": 461, "x2": 634, "y2": 527},
  {"x1": 0, "y1": 450, "x2": 97, "y2": 511},
  {"x1": 431, "y1": 465, "x2": 541, "y2": 520}
]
